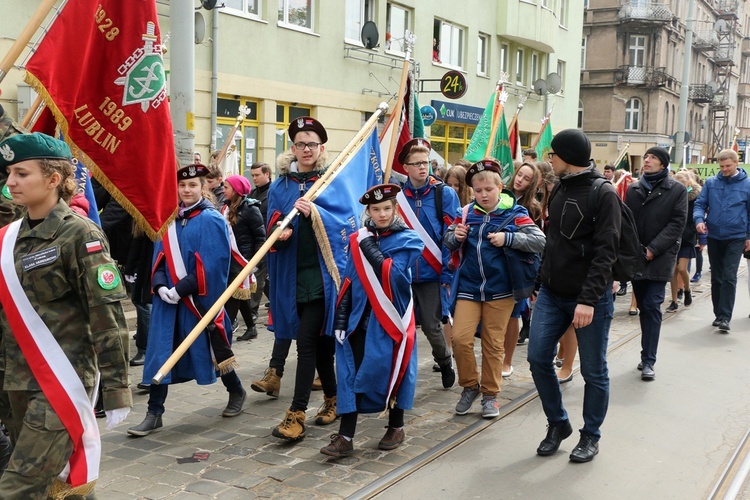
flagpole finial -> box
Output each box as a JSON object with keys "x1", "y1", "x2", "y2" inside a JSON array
[
  {"x1": 404, "y1": 30, "x2": 416, "y2": 53},
  {"x1": 497, "y1": 72, "x2": 509, "y2": 86},
  {"x1": 378, "y1": 102, "x2": 389, "y2": 114},
  {"x1": 517, "y1": 95, "x2": 527, "y2": 110}
]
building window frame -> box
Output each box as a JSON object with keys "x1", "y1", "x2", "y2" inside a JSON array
[
  {"x1": 531, "y1": 52, "x2": 540, "y2": 82},
  {"x1": 223, "y1": 0, "x2": 262, "y2": 19},
  {"x1": 386, "y1": 3, "x2": 411, "y2": 56},
  {"x1": 516, "y1": 48, "x2": 525, "y2": 86},
  {"x1": 278, "y1": 0, "x2": 315, "y2": 33},
  {"x1": 500, "y1": 41, "x2": 510, "y2": 74},
  {"x1": 624, "y1": 97, "x2": 642, "y2": 132},
  {"x1": 477, "y1": 33, "x2": 489, "y2": 76},
  {"x1": 275, "y1": 102, "x2": 313, "y2": 158},
  {"x1": 429, "y1": 121, "x2": 476, "y2": 166},
  {"x1": 578, "y1": 100, "x2": 584, "y2": 128},
  {"x1": 560, "y1": 0, "x2": 568, "y2": 27},
  {"x1": 557, "y1": 60, "x2": 566, "y2": 94},
  {"x1": 216, "y1": 96, "x2": 261, "y2": 177},
  {"x1": 434, "y1": 18, "x2": 466, "y2": 69},
  {"x1": 581, "y1": 36, "x2": 587, "y2": 70},
  {"x1": 345, "y1": 0, "x2": 375, "y2": 45},
  {"x1": 629, "y1": 34, "x2": 647, "y2": 67}
]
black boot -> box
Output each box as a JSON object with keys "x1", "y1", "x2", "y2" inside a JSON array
[
  {"x1": 237, "y1": 326, "x2": 258, "y2": 341},
  {"x1": 129, "y1": 349, "x2": 146, "y2": 366},
  {"x1": 127, "y1": 413, "x2": 163, "y2": 437},
  {"x1": 222, "y1": 389, "x2": 247, "y2": 417}
]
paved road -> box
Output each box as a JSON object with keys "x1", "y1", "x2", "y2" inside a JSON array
[{"x1": 98, "y1": 271, "x2": 723, "y2": 499}]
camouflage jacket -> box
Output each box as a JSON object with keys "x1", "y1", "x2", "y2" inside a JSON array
[
  {"x1": 0, "y1": 105, "x2": 27, "y2": 226},
  {"x1": 0, "y1": 200, "x2": 132, "y2": 410}
]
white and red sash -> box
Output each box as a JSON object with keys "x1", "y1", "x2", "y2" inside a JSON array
[
  {"x1": 162, "y1": 223, "x2": 230, "y2": 349},
  {"x1": 350, "y1": 228, "x2": 416, "y2": 408},
  {"x1": 220, "y1": 205, "x2": 255, "y2": 292},
  {"x1": 396, "y1": 191, "x2": 442, "y2": 274},
  {"x1": 0, "y1": 220, "x2": 100, "y2": 487}
]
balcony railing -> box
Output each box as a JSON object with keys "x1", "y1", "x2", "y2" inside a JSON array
[
  {"x1": 689, "y1": 84, "x2": 714, "y2": 103},
  {"x1": 716, "y1": 0, "x2": 739, "y2": 17},
  {"x1": 693, "y1": 31, "x2": 719, "y2": 51},
  {"x1": 618, "y1": 1, "x2": 672, "y2": 22},
  {"x1": 616, "y1": 65, "x2": 667, "y2": 87}
]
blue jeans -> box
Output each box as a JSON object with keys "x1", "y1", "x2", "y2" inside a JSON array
[
  {"x1": 707, "y1": 237, "x2": 745, "y2": 322},
  {"x1": 527, "y1": 287, "x2": 613, "y2": 440},
  {"x1": 631, "y1": 279, "x2": 666, "y2": 367}
]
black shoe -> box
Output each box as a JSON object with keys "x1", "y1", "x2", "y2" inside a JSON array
[
  {"x1": 517, "y1": 324, "x2": 530, "y2": 345},
  {"x1": 666, "y1": 301, "x2": 678, "y2": 313},
  {"x1": 684, "y1": 290, "x2": 692, "y2": 306},
  {"x1": 440, "y1": 363, "x2": 456, "y2": 389},
  {"x1": 536, "y1": 420, "x2": 573, "y2": 456},
  {"x1": 222, "y1": 389, "x2": 246, "y2": 417},
  {"x1": 712, "y1": 318, "x2": 721, "y2": 327},
  {"x1": 432, "y1": 363, "x2": 441, "y2": 373},
  {"x1": 637, "y1": 362, "x2": 643, "y2": 371},
  {"x1": 94, "y1": 408, "x2": 106, "y2": 419},
  {"x1": 677, "y1": 288, "x2": 683, "y2": 301},
  {"x1": 127, "y1": 413, "x2": 163, "y2": 437},
  {"x1": 129, "y1": 350, "x2": 146, "y2": 366},
  {"x1": 616, "y1": 283, "x2": 627, "y2": 296},
  {"x1": 718, "y1": 320, "x2": 730, "y2": 333},
  {"x1": 641, "y1": 364, "x2": 655, "y2": 380},
  {"x1": 136, "y1": 382, "x2": 151, "y2": 391},
  {"x1": 237, "y1": 327, "x2": 258, "y2": 341},
  {"x1": 569, "y1": 434, "x2": 599, "y2": 463}
]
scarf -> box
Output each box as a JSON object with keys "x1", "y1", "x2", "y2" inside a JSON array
[{"x1": 640, "y1": 168, "x2": 669, "y2": 192}]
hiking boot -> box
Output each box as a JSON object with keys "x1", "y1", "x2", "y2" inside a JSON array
[
  {"x1": 222, "y1": 389, "x2": 246, "y2": 417},
  {"x1": 481, "y1": 396, "x2": 500, "y2": 418},
  {"x1": 127, "y1": 413, "x2": 163, "y2": 437},
  {"x1": 666, "y1": 301, "x2": 678, "y2": 313},
  {"x1": 251, "y1": 368, "x2": 281, "y2": 398},
  {"x1": 455, "y1": 385, "x2": 481, "y2": 415},
  {"x1": 237, "y1": 326, "x2": 258, "y2": 341},
  {"x1": 320, "y1": 434, "x2": 354, "y2": 458},
  {"x1": 378, "y1": 427, "x2": 405, "y2": 450},
  {"x1": 272, "y1": 409, "x2": 306, "y2": 440},
  {"x1": 684, "y1": 290, "x2": 692, "y2": 306},
  {"x1": 315, "y1": 395, "x2": 338, "y2": 425},
  {"x1": 311, "y1": 376, "x2": 323, "y2": 391}
]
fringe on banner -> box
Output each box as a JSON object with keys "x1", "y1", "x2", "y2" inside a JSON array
[
  {"x1": 49, "y1": 478, "x2": 96, "y2": 499},
  {"x1": 24, "y1": 72, "x2": 178, "y2": 242},
  {"x1": 231, "y1": 285, "x2": 255, "y2": 300},
  {"x1": 215, "y1": 356, "x2": 238, "y2": 375},
  {"x1": 310, "y1": 205, "x2": 341, "y2": 290}
]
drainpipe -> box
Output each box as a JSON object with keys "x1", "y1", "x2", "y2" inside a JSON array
[
  {"x1": 675, "y1": 0, "x2": 695, "y2": 166},
  {"x1": 210, "y1": 8, "x2": 219, "y2": 151},
  {"x1": 169, "y1": 1, "x2": 195, "y2": 164}
]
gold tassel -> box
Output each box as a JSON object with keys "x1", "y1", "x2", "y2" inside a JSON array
[
  {"x1": 231, "y1": 286, "x2": 254, "y2": 300},
  {"x1": 216, "y1": 356, "x2": 238, "y2": 374},
  {"x1": 309, "y1": 205, "x2": 341, "y2": 290},
  {"x1": 49, "y1": 478, "x2": 97, "y2": 499}
]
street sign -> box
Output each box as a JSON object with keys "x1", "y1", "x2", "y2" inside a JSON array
[
  {"x1": 421, "y1": 105, "x2": 437, "y2": 126},
  {"x1": 440, "y1": 70, "x2": 467, "y2": 99}
]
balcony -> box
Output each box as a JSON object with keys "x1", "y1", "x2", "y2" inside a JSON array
[
  {"x1": 693, "y1": 31, "x2": 719, "y2": 51},
  {"x1": 689, "y1": 84, "x2": 714, "y2": 103},
  {"x1": 616, "y1": 65, "x2": 667, "y2": 87},
  {"x1": 716, "y1": 0, "x2": 739, "y2": 18},
  {"x1": 618, "y1": 1, "x2": 672, "y2": 23},
  {"x1": 742, "y1": 38, "x2": 750, "y2": 56},
  {"x1": 738, "y1": 83, "x2": 750, "y2": 99},
  {"x1": 713, "y1": 45, "x2": 735, "y2": 65}
]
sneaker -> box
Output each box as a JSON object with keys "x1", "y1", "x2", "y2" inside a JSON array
[
  {"x1": 455, "y1": 385, "x2": 481, "y2": 415},
  {"x1": 272, "y1": 409, "x2": 306, "y2": 440},
  {"x1": 677, "y1": 288, "x2": 683, "y2": 301},
  {"x1": 440, "y1": 363, "x2": 456, "y2": 389},
  {"x1": 684, "y1": 290, "x2": 692, "y2": 306},
  {"x1": 718, "y1": 320, "x2": 730, "y2": 333},
  {"x1": 320, "y1": 434, "x2": 354, "y2": 458},
  {"x1": 554, "y1": 357, "x2": 564, "y2": 368},
  {"x1": 690, "y1": 272, "x2": 701, "y2": 283},
  {"x1": 314, "y1": 395, "x2": 338, "y2": 425},
  {"x1": 481, "y1": 396, "x2": 500, "y2": 418},
  {"x1": 616, "y1": 283, "x2": 628, "y2": 296},
  {"x1": 666, "y1": 301, "x2": 678, "y2": 313}
]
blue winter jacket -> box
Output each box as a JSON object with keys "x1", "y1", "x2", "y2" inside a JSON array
[{"x1": 693, "y1": 168, "x2": 750, "y2": 241}]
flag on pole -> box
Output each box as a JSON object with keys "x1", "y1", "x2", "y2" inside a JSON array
[
  {"x1": 617, "y1": 152, "x2": 630, "y2": 171},
  {"x1": 464, "y1": 92, "x2": 514, "y2": 183},
  {"x1": 380, "y1": 74, "x2": 423, "y2": 183},
  {"x1": 25, "y1": 0, "x2": 177, "y2": 239},
  {"x1": 508, "y1": 115, "x2": 523, "y2": 162},
  {"x1": 534, "y1": 117, "x2": 553, "y2": 161}
]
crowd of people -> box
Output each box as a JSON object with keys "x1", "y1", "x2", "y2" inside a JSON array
[{"x1": 0, "y1": 102, "x2": 749, "y2": 496}]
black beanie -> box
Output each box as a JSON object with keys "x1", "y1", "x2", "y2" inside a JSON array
[
  {"x1": 644, "y1": 147, "x2": 670, "y2": 169},
  {"x1": 550, "y1": 129, "x2": 591, "y2": 167}
]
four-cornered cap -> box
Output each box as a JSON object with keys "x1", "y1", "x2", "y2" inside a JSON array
[
  {"x1": 465, "y1": 158, "x2": 502, "y2": 185},
  {"x1": 288, "y1": 116, "x2": 328, "y2": 144},
  {"x1": 359, "y1": 183, "x2": 402, "y2": 205},
  {"x1": 177, "y1": 163, "x2": 209, "y2": 180},
  {"x1": 397, "y1": 137, "x2": 431, "y2": 165},
  {"x1": 0, "y1": 132, "x2": 71, "y2": 169}
]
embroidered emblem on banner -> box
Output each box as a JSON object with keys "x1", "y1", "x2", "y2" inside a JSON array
[
  {"x1": 114, "y1": 21, "x2": 167, "y2": 112},
  {"x1": 97, "y1": 264, "x2": 120, "y2": 290}
]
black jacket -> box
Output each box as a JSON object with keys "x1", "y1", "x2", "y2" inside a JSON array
[
  {"x1": 227, "y1": 197, "x2": 266, "y2": 276},
  {"x1": 123, "y1": 233, "x2": 154, "y2": 304},
  {"x1": 541, "y1": 167, "x2": 620, "y2": 306},
  {"x1": 625, "y1": 174, "x2": 687, "y2": 282},
  {"x1": 250, "y1": 182, "x2": 270, "y2": 225},
  {"x1": 681, "y1": 190, "x2": 699, "y2": 248}
]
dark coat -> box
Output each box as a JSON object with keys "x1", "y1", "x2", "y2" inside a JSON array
[
  {"x1": 681, "y1": 189, "x2": 699, "y2": 248},
  {"x1": 123, "y1": 233, "x2": 154, "y2": 304},
  {"x1": 625, "y1": 173, "x2": 688, "y2": 282},
  {"x1": 250, "y1": 182, "x2": 270, "y2": 225},
  {"x1": 228, "y1": 197, "x2": 266, "y2": 276}
]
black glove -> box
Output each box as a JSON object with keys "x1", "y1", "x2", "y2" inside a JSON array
[
  {"x1": 359, "y1": 236, "x2": 385, "y2": 279},
  {"x1": 334, "y1": 286, "x2": 352, "y2": 332}
]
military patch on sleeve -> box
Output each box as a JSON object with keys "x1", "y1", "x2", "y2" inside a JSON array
[
  {"x1": 86, "y1": 240, "x2": 103, "y2": 253},
  {"x1": 1, "y1": 184, "x2": 11, "y2": 200},
  {"x1": 97, "y1": 264, "x2": 121, "y2": 290}
]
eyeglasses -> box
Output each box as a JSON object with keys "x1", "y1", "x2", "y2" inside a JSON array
[
  {"x1": 293, "y1": 142, "x2": 321, "y2": 151},
  {"x1": 547, "y1": 152, "x2": 557, "y2": 161},
  {"x1": 405, "y1": 161, "x2": 429, "y2": 167}
]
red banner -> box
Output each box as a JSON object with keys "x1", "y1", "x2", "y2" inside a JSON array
[{"x1": 25, "y1": 0, "x2": 177, "y2": 238}]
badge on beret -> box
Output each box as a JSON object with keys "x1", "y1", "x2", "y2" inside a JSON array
[
  {"x1": 0, "y1": 144, "x2": 13, "y2": 162},
  {"x1": 359, "y1": 183, "x2": 401, "y2": 205},
  {"x1": 97, "y1": 264, "x2": 121, "y2": 290}
]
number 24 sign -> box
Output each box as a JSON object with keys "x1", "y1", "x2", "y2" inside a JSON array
[{"x1": 440, "y1": 71, "x2": 467, "y2": 99}]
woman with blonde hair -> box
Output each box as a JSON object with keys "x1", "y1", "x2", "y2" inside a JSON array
[{"x1": 666, "y1": 171, "x2": 701, "y2": 312}]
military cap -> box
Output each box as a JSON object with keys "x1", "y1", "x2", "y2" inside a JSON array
[
  {"x1": 397, "y1": 137, "x2": 431, "y2": 165},
  {"x1": 288, "y1": 116, "x2": 328, "y2": 144},
  {"x1": 465, "y1": 158, "x2": 502, "y2": 185},
  {"x1": 0, "y1": 132, "x2": 71, "y2": 169},
  {"x1": 359, "y1": 183, "x2": 401, "y2": 205},
  {"x1": 177, "y1": 163, "x2": 209, "y2": 180}
]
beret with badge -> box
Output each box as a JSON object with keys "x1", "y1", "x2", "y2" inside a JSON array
[
  {"x1": 397, "y1": 137, "x2": 431, "y2": 165},
  {"x1": 288, "y1": 116, "x2": 328, "y2": 144},
  {"x1": 465, "y1": 158, "x2": 502, "y2": 185},
  {"x1": 359, "y1": 183, "x2": 401, "y2": 205},
  {"x1": 0, "y1": 132, "x2": 72, "y2": 169},
  {"x1": 177, "y1": 163, "x2": 209, "y2": 180}
]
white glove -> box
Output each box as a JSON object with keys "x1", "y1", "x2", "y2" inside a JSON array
[
  {"x1": 165, "y1": 287, "x2": 181, "y2": 303},
  {"x1": 105, "y1": 407, "x2": 131, "y2": 430},
  {"x1": 335, "y1": 330, "x2": 346, "y2": 345},
  {"x1": 124, "y1": 273, "x2": 137, "y2": 284},
  {"x1": 157, "y1": 287, "x2": 178, "y2": 304}
]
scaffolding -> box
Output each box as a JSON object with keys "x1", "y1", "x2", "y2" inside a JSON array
[{"x1": 708, "y1": 0, "x2": 739, "y2": 158}]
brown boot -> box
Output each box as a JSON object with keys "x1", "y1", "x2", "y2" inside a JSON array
[
  {"x1": 320, "y1": 433, "x2": 354, "y2": 458},
  {"x1": 272, "y1": 409, "x2": 306, "y2": 440},
  {"x1": 378, "y1": 426, "x2": 405, "y2": 450},
  {"x1": 250, "y1": 368, "x2": 281, "y2": 398},
  {"x1": 315, "y1": 395, "x2": 338, "y2": 425}
]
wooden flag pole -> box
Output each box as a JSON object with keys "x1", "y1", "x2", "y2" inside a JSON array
[
  {"x1": 153, "y1": 102, "x2": 389, "y2": 384},
  {"x1": 212, "y1": 105, "x2": 250, "y2": 170},
  {"x1": 20, "y1": 94, "x2": 44, "y2": 129},
  {"x1": 0, "y1": 0, "x2": 58, "y2": 84},
  {"x1": 484, "y1": 78, "x2": 508, "y2": 158},
  {"x1": 383, "y1": 31, "x2": 415, "y2": 182},
  {"x1": 531, "y1": 113, "x2": 550, "y2": 149}
]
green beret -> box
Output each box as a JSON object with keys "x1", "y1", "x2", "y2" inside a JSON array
[{"x1": 0, "y1": 132, "x2": 72, "y2": 169}]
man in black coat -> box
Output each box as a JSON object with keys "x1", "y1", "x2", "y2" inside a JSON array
[
  {"x1": 624, "y1": 147, "x2": 687, "y2": 381},
  {"x1": 249, "y1": 162, "x2": 272, "y2": 319}
]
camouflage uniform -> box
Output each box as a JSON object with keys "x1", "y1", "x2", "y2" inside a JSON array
[
  {"x1": 0, "y1": 199, "x2": 132, "y2": 499},
  {"x1": 0, "y1": 105, "x2": 27, "y2": 227}
]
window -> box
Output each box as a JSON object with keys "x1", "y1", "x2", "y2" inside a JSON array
[
  {"x1": 578, "y1": 101, "x2": 584, "y2": 128},
  {"x1": 629, "y1": 35, "x2": 646, "y2": 67},
  {"x1": 557, "y1": 60, "x2": 565, "y2": 93},
  {"x1": 224, "y1": 0, "x2": 261, "y2": 17},
  {"x1": 542, "y1": 0, "x2": 549, "y2": 7},
  {"x1": 560, "y1": 0, "x2": 568, "y2": 27},
  {"x1": 434, "y1": 19, "x2": 465, "y2": 68},
  {"x1": 429, "y1": 122, "x2": 476, "y2": 165},
  {"x1": 477, "y1": 33, "x2": 489, "y2": 76},
  {"x1": 583, "y1": 0, "x2": 589, "y2": 8},
  {"x1": 500, "y1": 42, "x2": 509, "y2": 74},
  {"x1": 516, "y1": 48, "x2": 525, "y2": 85},
  {"x1": 216, "y1": 97, "x2": 259, "y2": 176},
  {"x1": 278, "y1": 0, "x2": 314, "y2": 31},
  {"x1": 386, "y1": 3, "x2": 410, "y2": 54},
  {"x1": 345, "y1": 0, "x2": 374, "y2": 43},
  {"x1": 275, "y1": 103, "x2": 312, "y2": 157},
  {"x1": 625, "y1": 98, "x2": 642, "y2": 131},
  {"x1": 531, "y1": 52, "x2": 540, "y2": 82},
  {"x1": 664, "y1": 103, "x2": 669, "y2": 135},
  {"x1": 581, "y1": 37, "x2": 587, "y2": 70}
]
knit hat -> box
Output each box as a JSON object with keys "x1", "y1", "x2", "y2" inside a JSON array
[
  {"x1": 550, "y1": 129, "x2": 591, "y2": 167},
  {"x1": 0, "y1": 132, "x2": 71, "y2": 169},
  {"x1": 225, "y1": 174, "x2": 252, "y2": 196},
  {"x1": 644, "y1": 147, "x2": 670, "y2": 169}
]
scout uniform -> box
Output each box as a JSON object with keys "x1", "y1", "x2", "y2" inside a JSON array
[{"x1": 0, "y1": 133, "x2": 132, "y2": 498}]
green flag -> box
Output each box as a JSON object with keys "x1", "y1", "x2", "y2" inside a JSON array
[
  {"x1": 463, "y1": 93, "x2": 514, "y2": 183},
  {"x1": 617, "y1": 152, "x2": 630, "y2": 171},
  {"x1": 535, "y1": 119, "x2": 553, "y2": 160},
  {"x1": 493, "y1": 112, "x2": 514, "y2": 185},
  {"x1": 412, "y1": 91, "x2": 425, "y2": 139}
]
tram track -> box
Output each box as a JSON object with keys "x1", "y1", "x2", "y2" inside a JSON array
[{"x1": 708, "y1": 425, "x2": 750, "y2": 500}]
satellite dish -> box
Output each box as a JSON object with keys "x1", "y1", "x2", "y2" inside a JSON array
[
  {"x1": 714, "y1": 19, "x2": 729, "y2": 32},
  {"x1": 707, "y1": 81, "x2": 719, "y2": 92},
  {"x1": 546, "y1": 73, "x2": 562, "y2": 94},
  {"x1": 201, "y1": 0, "x2": 218, "y2": 9},
  {"x1": 195, "y1": 12, "x2": 206, "y2": 44},
  {"x1": 532, "y1": 79, "x2": 548, "y2": 95},
  {"x1": 361, "y1": 21, "x2": 379, "y2": 49}
]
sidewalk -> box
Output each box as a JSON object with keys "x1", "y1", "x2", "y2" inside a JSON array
[{"x1": 100, "y1": 275, "x2": 715, "y2": 499}]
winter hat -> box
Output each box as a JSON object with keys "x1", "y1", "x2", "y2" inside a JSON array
[
  {"x1": 644, "y1": 147, "x2": 670, "y2": 169},
  {"x1": 550, "y1": 129, "x2": 591, "y2": 168},
  {"x1": 225, "y1": 175, "x2": 252, "y2": 196}
]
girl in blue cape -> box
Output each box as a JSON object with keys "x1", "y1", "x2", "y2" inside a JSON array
[{"x1": 320, "y1": 184, "x2": 423, "y2": 458}]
